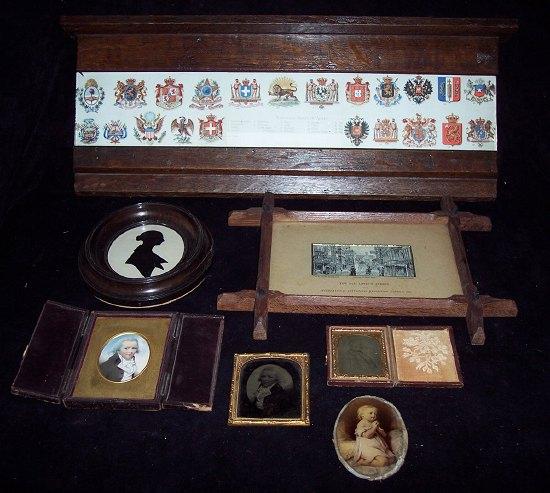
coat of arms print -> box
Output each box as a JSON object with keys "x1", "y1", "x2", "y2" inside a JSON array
[
  {"x1": 465, "y1": 78, "x2": 496, "y2": 104},
  {"x1": 373, "y1": 118, "x2": 399, "y2": 143},
  {"x1": 103, "y1": 120, "x2": 127, "y2": 144},
  {"x1": 345, "y1": 76, "x2": 370, "y2": 105},
  {"x1": 155, "y1": 77, "x2": 184, "y2": 110},
  {"x1": 344, "y1": 116, "x2": 369, "y2": 146},
  {"x1": 268, "y1": 77, "x2": 299, "y2": 106},
  {"x1": 190, "y1": 78, "x2": 223, "y2": 109},
  {"x1": 374, "y1": 76, "x2": 401, "y2": 106},
  {"x1": 402, "y1": 114, "x2": 436, "y2": 147},
  {"x1": 230, "y1": 78, "x2": 261, "y2": 106},
  {"x1": 77, "y1": 118, "x2": 99, "y2": 144},
  {"x1": 115, "y1": 79, "x2": 147, "y2": 109},
  {"x1": 199, "y1": 114, "x2": 223, "y2": 142},
  {"x1": 306, "y1": 77, "x2": 338, "y2": 108},
  {"x1": 77, "y1": 78, "x2": 105, "y2": 112},
  {"x1": 404, "y1": 75, "x2": 433, "y2": 104},
  {"x1": 171, "y1": 117, "x2": 194, "y2": 144},
  {"x1": 466, "y1": 118, "x2": 495, "y2": 146},
  {"x1": 442, "y1": 114, "x2": 462, "y2": 146},
  {"x1": 134, "y1": 112, "x2": 166, "y2": 143}
]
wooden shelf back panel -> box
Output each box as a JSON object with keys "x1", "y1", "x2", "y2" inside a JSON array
[
  {"x1": 73, "y1": 148, "x2": 497, "y2": 178},
  {"x1": 63, "y1": 16, "x2": 516, "y2": 199},
  {"x1": 74, "y1": 34, "x2": 499, "y2": 74},
  {"x1": 75, "y1": 173, "x2": 497, "y2": 200}
]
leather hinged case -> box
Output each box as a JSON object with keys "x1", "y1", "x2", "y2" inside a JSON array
[{"x1": 12, "y1": 301, "x2": 224, "y2": 411}]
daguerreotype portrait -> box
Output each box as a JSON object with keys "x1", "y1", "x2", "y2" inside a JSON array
[
  {"x1": 312, "y1": 244, "x2": 415, "y2": 278},
  {"x1": 327, "y1": 326, "x2": 392, "y2": 386},
  {"x1": 71, "y1": 315, "x2": 172, "y2": 401},
  {"x1": 333, "y1": 396, "x2": 408, "y2": 480},
  {"x1": 228, "y1": 353, "x2": 309, "y2": 426},
  {"x1": 98, "y1": 332, "x2": 150, "y2": 383}
]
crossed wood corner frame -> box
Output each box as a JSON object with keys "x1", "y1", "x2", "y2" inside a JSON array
[{"x1": 217, "y1": 193, "x2": 517, "y2": 344}]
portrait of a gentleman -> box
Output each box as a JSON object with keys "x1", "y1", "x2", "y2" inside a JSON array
[
  {"x1": 98, "y1": 333, "x2": 150, "y2": 383},
  {"x1": 241, "y1": 363, "x2": 299, "y2": 419}
]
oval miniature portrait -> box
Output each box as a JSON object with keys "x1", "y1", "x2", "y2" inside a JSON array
[
  {"x1": 333, "y1": 395, "x2": 408, "y2": 480},
  {"x1": 107, "y1": 225, "x2": 185, "y2": 279},
  {"x1": 98, "y1": 332, "x2": 151, "y2": 383}
]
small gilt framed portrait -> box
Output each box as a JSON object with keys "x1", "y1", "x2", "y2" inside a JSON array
[{"x1": 228, "y1": 353, "x2": 310, "y2": 426}]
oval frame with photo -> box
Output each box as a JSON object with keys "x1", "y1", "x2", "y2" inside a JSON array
[
  {"x1": 333, "y1": 395, "x2": 408, "y2": 480},
  {"x1": 97, "y1": 331, "x2": 151, "y2": 384}
]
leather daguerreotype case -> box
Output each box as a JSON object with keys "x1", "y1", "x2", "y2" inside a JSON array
[
  {"x1": 326, "y1": 326, "x2": 462, "y2": 388},
  {"x1": 12, "y1": 301, "x2": 224, "y2": 411},
  {"x1": 228, "y1": 353, "x2": 310, "y2": 426}
]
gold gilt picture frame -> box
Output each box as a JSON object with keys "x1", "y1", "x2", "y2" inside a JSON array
[{"x1": 228, "y1": 353, "x2": 310, "y2": 426}]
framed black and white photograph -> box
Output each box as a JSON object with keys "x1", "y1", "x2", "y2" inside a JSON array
[
  {"x1": 228, "y1": 353, "x2": 310, "y2": 426},
  {"x1": 312, "y1": 243, "x2": 415, "y2": 278}
]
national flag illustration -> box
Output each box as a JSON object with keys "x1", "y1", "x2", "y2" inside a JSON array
[{"x1": 438, "y1": 77, "x2": 461, "y2": 102}]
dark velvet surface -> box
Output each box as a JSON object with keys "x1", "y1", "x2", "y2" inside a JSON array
[{"x1": 1, "y1": 1, "x2": 548, "y2": 490}]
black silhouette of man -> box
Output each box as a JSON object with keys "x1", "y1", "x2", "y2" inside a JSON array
[{"x1": 125, "y1": 230, "x2": 167, "y2": 277}]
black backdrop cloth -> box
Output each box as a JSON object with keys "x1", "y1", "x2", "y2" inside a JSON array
[{"x1": 1, "y1": 2, "x2": 548, "y2": 491}]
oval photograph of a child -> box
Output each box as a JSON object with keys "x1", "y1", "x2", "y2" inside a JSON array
[
  {"x1": 98, "y1": 332, "x2": 150, "y2": 383},
  {"x1": 333, "y1": 395, "x2": 408, "y2": 480}
]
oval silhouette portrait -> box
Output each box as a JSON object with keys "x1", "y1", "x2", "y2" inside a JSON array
[
  {"x1": 98, "y1": 332, "x2": 150, "y2": 383},
  {"x1": 107, "y1": 225, "x2": 185, "y2": 279},
  {"x1": 333, "y1": 396, "x2": 408, "y2": 480}
]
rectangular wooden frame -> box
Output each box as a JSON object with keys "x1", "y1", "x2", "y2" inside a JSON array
[
  {"x1": 61, "y1": 15, "x2": 517, "y2": 200},
  {"x1": 217, "y1": 193, "x2": 517, "y2": 344}
]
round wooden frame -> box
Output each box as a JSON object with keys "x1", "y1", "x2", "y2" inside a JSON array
[{"x1": 79, "y1": 202, "x2": 213, "y2": 307}]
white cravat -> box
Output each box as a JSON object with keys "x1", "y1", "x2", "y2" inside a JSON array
[
  {"x1": 255, "y1": 383, "x2": 276, "y2": 409},
  {"x1": 117, "y1": 354, "x2": 137, "y2": 382}
]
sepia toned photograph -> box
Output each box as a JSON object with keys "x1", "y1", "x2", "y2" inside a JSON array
[
  {"x1": 327, "y1": 327, "x2": 392, "y2": 386},
  {"x1": 312, "y1": 243, "x2": 415, "y2": 277},
  {"x1": 98, "y1": 332, "x2": 150, "y2": 383},
  {"x1": 333, "y1": 395, "x2": 408, "y2": 481},
  {"x1": 228, "y1": 353, "x2": 309, "y2": 426}
]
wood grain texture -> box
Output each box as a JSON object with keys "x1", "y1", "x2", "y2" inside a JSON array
[
  {"x1": 252, "y1": 193, "x2": 274, "y2": 340},
  {"x1": 64, "y1": 16, "x2": 513, "y2": 198},
  {"x1": 61, "y1": 16, "x2": 518, "y2": 36},
  {"x1": 72, "y1": 33, "x2": 500, "y2": 74},
  {"x1": 227, "y1": 208, "x2": 492, "y2": 231},
  {"x1": 442, "y1": 196, "x2": 486, "y2": 344},
  {"x1": 216, "y1": 290, "x2": 517, "y2": 318},
  {"x1": 73, "y1": 148, "x2": 497, "y2": 178},
  {"x1": 74, "y1": 173, "x2": 497, "y2": 200}
]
